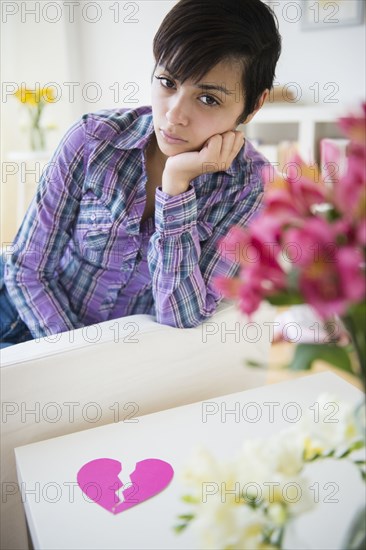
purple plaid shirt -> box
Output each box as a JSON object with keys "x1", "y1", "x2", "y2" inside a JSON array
[{"x1": 5, "y1": 106, "x2": 267, "y2": 337}]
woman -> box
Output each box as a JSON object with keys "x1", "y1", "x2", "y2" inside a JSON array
[{"x1": 1, "y1": 0, "x2": 281, "y2": 346}]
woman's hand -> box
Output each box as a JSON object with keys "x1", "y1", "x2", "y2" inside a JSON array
[{"x1": 162, "y1": 130, "x2": 245, "y2": 196}]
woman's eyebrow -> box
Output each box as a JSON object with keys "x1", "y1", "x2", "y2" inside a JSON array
[
  {"x1": 194, "y1": 83, "x2": 234, "y2": 96},
  {"x1": 159, "y1": 66, "x2": 234, "y2": 96}
]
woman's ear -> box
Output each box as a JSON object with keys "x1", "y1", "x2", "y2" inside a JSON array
[{"x1": 242, "y1": 89, "x2": 269, "y2": 124}]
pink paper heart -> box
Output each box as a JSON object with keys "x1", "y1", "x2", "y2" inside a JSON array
[{"x1": 77, "y1": 457, "x2": 174, "y2": 514}]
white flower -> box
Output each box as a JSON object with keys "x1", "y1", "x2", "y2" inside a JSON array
[
  {"x1": 180, "y1": 446, "x2": 234, "y2": 502},
  {"x1": 197, "y1": 502, "x2": 270, "y2": 550},
  {"x1": 236, "y1": 428, "x2": 305, "y2": 482},
  {"x1": 266, "y1": 429, "x2": 305, "y2": 476},
  {"x1": 267, "y1": 502, "x2": 287, "y2": 526},
  {"x1": 177, "y1": 397, "x2": 365, "y2": 549},
  {"x1": 299, "y1": 393, "x2": 364, "y2": 457}
]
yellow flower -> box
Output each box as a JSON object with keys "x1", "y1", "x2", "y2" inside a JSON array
[
  {"x1": 41, "y1": 87, "x2": 57, "y2": 103},
  {"x1": 13, "y1": 85, "x2": 56, "y2": 106},
  {"x1": 14, "y1": 87, "x2": 38, "y2": 106}
]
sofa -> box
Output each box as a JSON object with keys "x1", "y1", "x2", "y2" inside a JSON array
[{"x1": 0, "y1": 299, "x2": 275, "y2": 550}]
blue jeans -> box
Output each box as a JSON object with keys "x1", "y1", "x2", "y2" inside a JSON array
[{"x1": 0, "y1": 255, "x2": 33, "y2": 348}]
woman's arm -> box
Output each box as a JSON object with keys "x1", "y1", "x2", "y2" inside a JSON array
[
  {"x1": 4, "y1": 117, "x2": 87, "y2": 338},
  {"x1": 147, "y1": 174, "x2": 263, "y2": 328}
]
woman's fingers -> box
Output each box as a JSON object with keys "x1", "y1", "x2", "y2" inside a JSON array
[
  {"x1": 220, "y1": 130, "x2": 236, "y2": 155},
  {"x1": 201, "y1": 131, "x2": 244, "y2": 171},
  {"x1": 220, "y1": 131, "x2": 244, "y2": 168}
]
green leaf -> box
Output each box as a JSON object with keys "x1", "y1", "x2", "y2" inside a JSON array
[
  {"x1": 348, "y1": 301, "x2": 366, "y2": 324},
  {"x1": 177, "y1": 514, "x2": 195, "y2": 521},
  {"x1": 288, "y1": 343, "x2": 353, "y2": 374},
  {"x1": 245, "y1": 359, "x2": 267, "y2": 369},
  {"x1": 181, "y1": 494, "x2": 199, "y2": 504},
  {"x1": 173, "y1": 524, "x2": 189, "y2": 534},
  {"x1": 343, "y1": 302, "x2": 366, "y2": 378},
  {"x1": 266, "y1": 292, "x2": 304, "y2": 306},
  {"x1": 350, "y1": 440, "x2": 366, "y2": 451},
  {"x1": 342, "y1": 504, "x2": 366, "y2": 549}
]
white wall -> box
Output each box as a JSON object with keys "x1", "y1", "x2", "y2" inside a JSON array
[
  {"x1": 1, "y1": 0, "x2": 365, "y2": 242},
  {"x1": 74, "y1": 1, "x2": 175, "y2": 111},
  {"x1": 270, "y1": 0, "x2": 366, "y2": 107},
  {"x1": 1, "y1": 2, "x2": 85, "y2": 243}
]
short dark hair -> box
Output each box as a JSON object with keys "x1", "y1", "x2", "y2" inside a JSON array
[{"x1": 152, "y1": 0, "x2": 281, "y2": 124}]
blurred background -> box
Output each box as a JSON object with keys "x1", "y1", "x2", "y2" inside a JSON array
[{"x1": 1, "y1": 0, "x2": 365, "y2": 244}]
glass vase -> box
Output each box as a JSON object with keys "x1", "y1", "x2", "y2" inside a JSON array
[{"x1": 30, "y1": 124, "x2": 46, "y2": 151}]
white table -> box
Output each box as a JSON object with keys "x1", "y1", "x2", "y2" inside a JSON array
[{"x1": 15, "y1": 372, "x2": 365, "y2": 550}]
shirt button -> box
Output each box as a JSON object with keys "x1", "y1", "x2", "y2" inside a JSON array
[
  {"x1": 90, "y1": 214, "x2": 96, "y2": 221},
  {"x1": 167, "y1": 215, "x2": 175, "y2": 222}
]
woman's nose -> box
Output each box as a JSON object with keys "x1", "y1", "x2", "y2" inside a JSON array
[{"x1": 166, "y1": 95, "x2": 189, "y2": 126}]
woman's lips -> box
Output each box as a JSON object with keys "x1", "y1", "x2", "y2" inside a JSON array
[{"x1": 160, "y1": 129, "x2": 187, "y2": 144}]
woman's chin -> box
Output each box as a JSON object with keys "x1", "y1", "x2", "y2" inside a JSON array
[{"x1": 157, "y1": 140, "x2": 190, "y2": 156}]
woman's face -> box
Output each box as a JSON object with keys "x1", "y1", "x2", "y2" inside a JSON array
[{"x1": 151, "y1": 59, "x2": 246, "y2": 161}]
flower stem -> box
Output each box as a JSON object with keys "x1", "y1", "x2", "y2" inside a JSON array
[{"x1": 342, "y1": 310, "x2": 366, "y2": 390}]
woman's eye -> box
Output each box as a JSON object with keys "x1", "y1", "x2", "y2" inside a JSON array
[
  {"x1": 155, "y1": 76, "x2": 175, "y2": 89},
  {"x1": 154, "y1": 76, "x2": 220, "y2": 107},
  {"x1": 200, "y1": 95, "x2": 220, "y2": 107}
]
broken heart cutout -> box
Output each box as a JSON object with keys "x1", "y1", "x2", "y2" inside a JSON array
[{"x1": 77, "y1": 458, "x2": 174, "y2": 514}]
